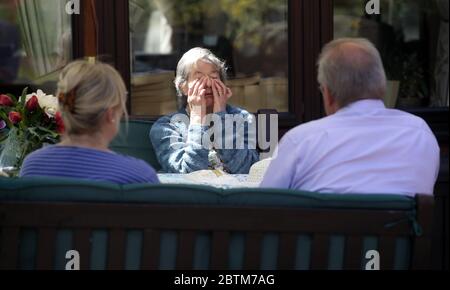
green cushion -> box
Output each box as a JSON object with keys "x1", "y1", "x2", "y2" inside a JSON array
[
  {"x1": 122, "y1": 183, "x2": 222, "y2": 204},
  {"x1": 0, "y1": 177, "x2": 122, "y2": 202},
  {"x1": 222, "y1": 188, "x2": 415, "y2": 210},
  {"x1": 0, "y1": 177, "x2": 415, "y2": 210},
  {"x1": 0, "y1": 177, "x2": 222, "y2": 205},
  {"x1": 109, "y1": 120, "x2": 161, "y2": 171}
]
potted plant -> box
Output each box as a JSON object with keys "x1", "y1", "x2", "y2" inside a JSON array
[
  {"x1": 396, "y1": 52, "x2": 428, "y2": 108},
  {"x1": 384, "y1": 38, "x2": 428, "y2": 109},
  {"x1": 0, "y1": 88, "x2": 63, "y2": 176}
]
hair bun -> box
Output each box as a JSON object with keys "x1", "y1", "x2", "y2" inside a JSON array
[{"x1": 58, "y1": 87, "x2": 77, "y2": 113}]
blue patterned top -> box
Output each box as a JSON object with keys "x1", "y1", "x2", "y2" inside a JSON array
[{"x1": 150, "y1": 105, "x2": 260, "y2": 174}]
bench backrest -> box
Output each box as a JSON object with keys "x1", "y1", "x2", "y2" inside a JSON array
[
  {"x1": 109, "y1": 120, "x2": 161, "y2": 171},
  {"x1": 0, "y1": 178, "x2": 435, "y2": 270}
]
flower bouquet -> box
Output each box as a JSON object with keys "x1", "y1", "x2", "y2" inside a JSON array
[{"x1": 0, "y1": 88, "x2": 64, "y2": 176}]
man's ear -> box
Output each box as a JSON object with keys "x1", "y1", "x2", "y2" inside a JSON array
[
  {"x1": 323, "y1": 86, "x2": 335, "y2": 107},
  {"x1": 322, "y1": 86, "x2": 338, "y2": 115}
]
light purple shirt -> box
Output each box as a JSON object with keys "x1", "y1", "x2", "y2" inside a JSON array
[{"x1": 261, "y1": 100, "x2": 440, "y2": 196}]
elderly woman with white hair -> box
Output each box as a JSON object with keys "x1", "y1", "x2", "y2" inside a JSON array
[{"x1": 150, "y1": 47, "x2": 259, "y2": 174}]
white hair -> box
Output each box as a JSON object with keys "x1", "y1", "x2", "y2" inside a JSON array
[
  {"x1": 174, "y1": 47, "x2": 227, "y2": 108},
  {"x1": 317, "y1": 38, "x2": 387, "y2": 108}
]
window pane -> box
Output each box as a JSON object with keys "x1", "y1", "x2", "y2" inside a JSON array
[
  {"x1": 334, "y1": 0, "x2": 449, "y2": 108},
  {"x1": 0, "y1": 0, "x2": 72, "y2": 92},
  {"x1": 130, "y1": 0, "x2": 289, "y2": 116}
]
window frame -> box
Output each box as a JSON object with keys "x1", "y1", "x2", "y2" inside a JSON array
[
  {"x1": 84, "y1": 0, "x2": 333, "y2": 136},
  {"x1": 80, "y1": 0, "x2": 448, "y2": 144}
]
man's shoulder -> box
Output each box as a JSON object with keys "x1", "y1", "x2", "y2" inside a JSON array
[
  {"x1": 284, "y1": 107, "x2": 436, "y2": 145},
  {"x1": 365, "y1": 107, "x2": 436, "y2": 138},
  {"x1": 386, "y1": 108, "x2": 431, "y2": 129},
  {"x1": 285, "y1": 116, "x2": 334, "y2": 142}
]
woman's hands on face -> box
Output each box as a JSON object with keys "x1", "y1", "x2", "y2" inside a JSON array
[
  {"x1": 187, "y1": 76, "x2": 233, "y2": 124},
  {"x1": 187, "y1": 76, "x2": 208, "y2": 125},
  {"x1": 212, "y1": 79, "x2": 232, "y2": 113}
]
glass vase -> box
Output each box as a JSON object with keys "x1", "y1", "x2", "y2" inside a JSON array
[{"x1": 0, "y1": 127, "x2": 26, "y2": 175}]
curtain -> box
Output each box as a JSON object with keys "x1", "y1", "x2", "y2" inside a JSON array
[
  {"x1": 15, "y1": 0, "x2": 71, "y2": 78},
  {"x1": 0, "y1": 20, "x2": 20, "y2": 83}
]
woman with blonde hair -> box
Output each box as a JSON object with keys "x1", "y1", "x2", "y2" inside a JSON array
[{"x1": 20, "y1": 60, "x2": 159, "y2": 184}]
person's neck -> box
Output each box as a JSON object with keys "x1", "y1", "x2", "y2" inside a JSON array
[{"x1": 59, "y1": 133, "x2": 111, "y2": 152}]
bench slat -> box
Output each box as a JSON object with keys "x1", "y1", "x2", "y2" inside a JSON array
[
  {"x1": 244, "y1": 232, "x2": 263, "y2": 270},
  {"x1": 141, "y1": 229, "x2": 160, "y2": 270},
  {"x1": 73, "y1": 229, "x2": 92, "y2": 270},
  {"x1": 107, "y1": 229, "x2": 126, "y2": 270},
  {"x1": 176, "y1": 231, "x2": 196, "y2": 270},
  {"x1": 210, "y1": 231, "x2": 230, "y2": 270},
  {"x1": 277, "y1": 233, "x2": 297, "y2": 270},
  {"x1": 0, "y1": 227, "x2": 20, "y2": 270},
  {"x1": 344, "y1": 236, "x2": 363, "y2": 270},
  {"x1": 311, "y1": 234, "x2": 329, "y2": 270},
  {"x1": 378, "y1": 236, "x2": 396, "y2": 270},
  {"x1": 36, "y1": 228, "x2": 56, "y2": 270}
]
